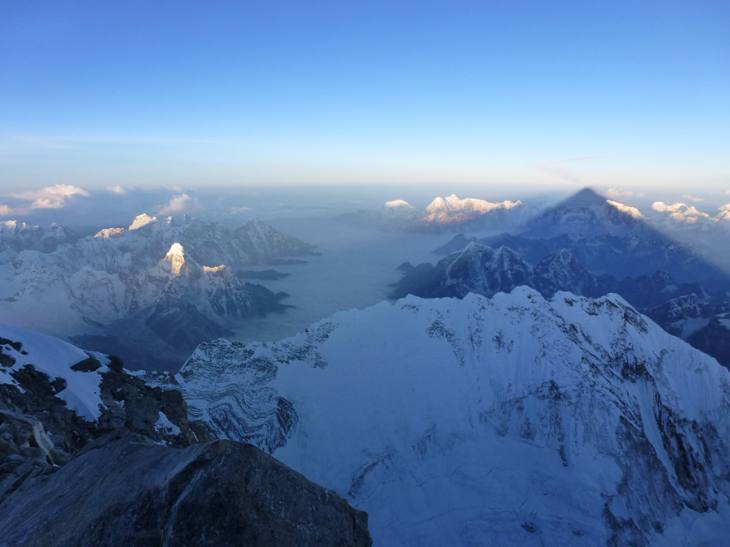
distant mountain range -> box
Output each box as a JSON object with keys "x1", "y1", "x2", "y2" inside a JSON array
[
  {"x1": 338, "y1": 193, "x2": 539, "y2": 233},
  {"x1": 0, "y1": 214, "x2": 315, "y2": 370},
  {"x1": 434, "y1": 188, "x2": 727, "y2": 282},
  {"x1": 0, "y1": 219, "x2": 76, "y2": 253},
  {"x1": 395, "y1": 188, "x2": 730, "y2": 368}
]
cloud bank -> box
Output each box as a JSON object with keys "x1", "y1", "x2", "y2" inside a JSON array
[
  {"x1": 159, "y1": 193, "x2": 193, "y2": 215},
  {"x1": 651, "y1": 201, "x2": 715, "y2": 224},
  {"x1": 12, "y1": 184, "x2": 89, "y2": 210},
  {"x1": 106, "y1": 185, "x2": 127, "y2": 195}
]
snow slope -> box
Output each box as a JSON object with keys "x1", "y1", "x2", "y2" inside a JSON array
[
  {"x1": 179, "y1": 287, "x2": 730, "y2": 545},
  {"x1": 0, "y1": 325, "x2": 108, "y2": 420}
]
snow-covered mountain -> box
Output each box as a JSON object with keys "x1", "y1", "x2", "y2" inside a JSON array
[
  {"x1": 338, "y1": 194, "x2": 536, "y2": 233},
  {"x1": 523, "y1": 187, "x2": 644, "y2": 238},
  {"x1": 438, "y1": 188, "x2": 728, "y2": 282},
  {"x1": 0, "y1": 215, "x2": 312, "y2": 369},
  {"x1": 423, "y1": 194, "x2": 523, "y2": 226},
  {"x1": 393, "y1": 242, "x2": 730, "y2": 369},
  {"x1": 393, "y1": 243, "x2": 533, "y2": 298},
  {"x1": 646, "y1": 295, "x2": 730, "y2": 369},
  {"x1": 0, "y1": 324, "x2": 197, "y2": 448},
  {"x1": 396, "y1": 243, "x2": 708, "y2": 304},
  {"x1": 0, "y1": 220, "x2": 74, "y2": 253},
  {"x1": 177, "y1": 288, "x2": 730, "y2": 545},
  {"x1": 393, "y1": 244, "x2": 606, "y2": 300}
]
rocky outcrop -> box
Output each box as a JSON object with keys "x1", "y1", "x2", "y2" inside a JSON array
[
  {"x1": 0, "y1": 432, "x2": 371, "y2": 547},
  {"x1": 0, "y1": 328, "x2": 205, "y2": 500},
  {"x1": 0, "y1": 327, "x2": 371, "y2": 546}
]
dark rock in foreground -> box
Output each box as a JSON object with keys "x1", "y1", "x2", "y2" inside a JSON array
[
  {"x1": 0, "y1": 327, "x2": 371, "y2": 546},
  {"x1": 0, "y1": 432, "x2": 371, "y2": 547}
]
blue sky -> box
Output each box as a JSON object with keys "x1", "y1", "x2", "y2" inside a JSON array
[{"x1": 1, "y1": 0, "x2": 729, "y2": 190}]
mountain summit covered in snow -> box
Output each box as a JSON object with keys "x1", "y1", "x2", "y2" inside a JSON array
[
  {"x1": 435, "y1": 187, "x2": 727, "y2": 282},
  {"x1": 177, "y1": 287, "x2": 730, "y2": 545},
  {"x1": 0, "y1": 215, "x2": 315, "y2": 370},
  {"x1": 523, "y1": 187, "x2": 644, "y2": 238}
]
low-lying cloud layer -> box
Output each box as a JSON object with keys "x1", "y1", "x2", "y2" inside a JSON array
[
  {"x1": 652, "y1": 201, "x2": 730, "y2": 224},
  {"x1": 0, "y1": 184, "x2": 90, "y2": 216}
]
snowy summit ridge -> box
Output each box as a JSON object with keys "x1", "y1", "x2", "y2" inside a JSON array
[{"x1": 178, "y1": 286, "x2": 730, "y2": 546}]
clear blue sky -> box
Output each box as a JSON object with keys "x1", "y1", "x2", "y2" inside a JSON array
[{"x1": 1, "y1": 0, "x2": 728, "y2": 190}]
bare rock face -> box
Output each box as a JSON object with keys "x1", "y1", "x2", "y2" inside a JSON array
[
  {"x1": 0, "y1": 432, "x2": 371, "y2": 547},
  {"x1": 0, "y1": 328, "x2": 372, "y2": 546},
  {"x1": 0, "y1": 341, "x2": 204, "y2": 495}
]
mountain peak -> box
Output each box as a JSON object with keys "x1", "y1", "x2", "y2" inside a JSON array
[
  {"x1": 129, "y1": 213, "x2": 158, "y2": 231},
  {"x1": 524, "y1": 187, "x2": 644, "y2": 237},
  {"x1": 178, "y1": 289, "x2": 730, "y2": 545},
  {"x1": 164, "y1": 242, "x2": 186, "y2": 276},
  {"x1": 561, "y1": 187, "x2": 605, "y2": 207}
]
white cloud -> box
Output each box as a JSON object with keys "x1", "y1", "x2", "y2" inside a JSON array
[
  {"x1": 606, "y1": 199, "x2": 643, "y2": 219},
  {"x1": 385, "y1": 199, "x2": 413, "y2": 209},
  {"x1": 0, "y1": 204, "x2": 13, "y2": 216},
  {"x1": 106, "y1": 185, "x2": 127, "y2": 195},
  {"x1": 159, "y1": 193, "x2": 194, "y2": 215},
  {"x1": 651, "y1": 201, "x2": 714, "y2": 224},
  {"x1": 11, "y1": 184, "x2": 89, "y2": 210},
  {"x1": 717, "y1": 204, "x2": 730, "y2": 221},
  {"x1": 681, "y1": 194, "x2": 705, "y2": 203}
]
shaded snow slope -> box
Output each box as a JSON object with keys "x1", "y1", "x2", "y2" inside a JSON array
[{"x1": 179, "y1": 287, "x2": 730, "y2": 546}]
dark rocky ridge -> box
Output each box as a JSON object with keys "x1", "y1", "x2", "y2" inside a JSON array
[
  {"x1": 0, "y1": 432, "x2": 371, "y2": 547},
  {"x1": 0, "y1": 331, "x2": 371, "y2": 546}
]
